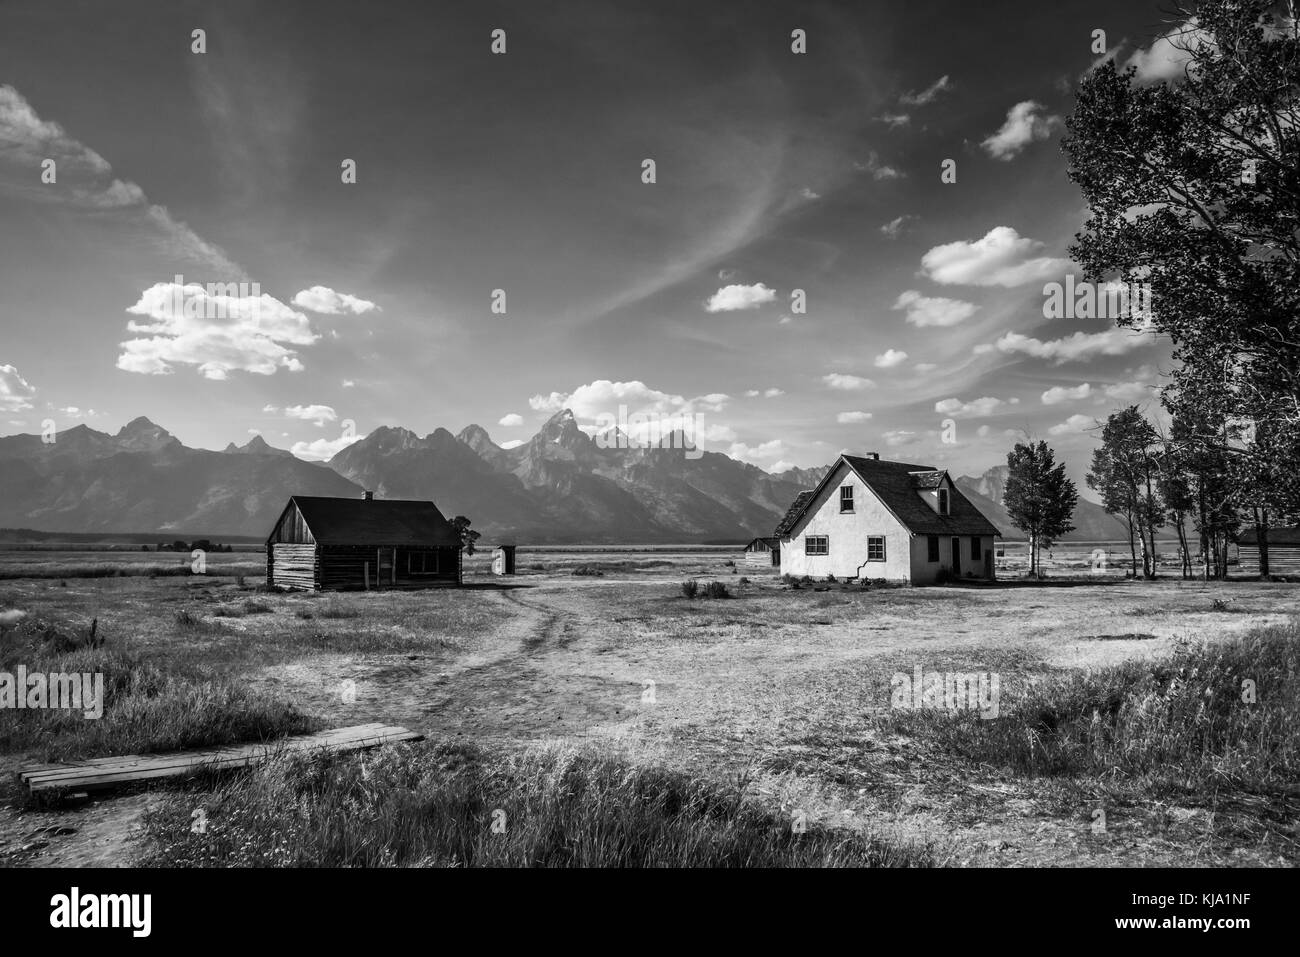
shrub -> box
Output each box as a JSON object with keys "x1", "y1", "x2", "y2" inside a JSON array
[
  {"x1": 680, "y1": 579, "x2": 699, "y2": 599},
  {"x1": 571, "y1": 564, "x2": 605, "y2": 577},
  {"x1": 173, "y1": 609, "x2": 206, "y2": 629},
  {"x1": 881, "y1": 623, "x2": 1300, "y2": 799},
  {"x1": 703, "y1": 581, "x2": 730, "y2": 599},
  {"x1": 138, "y1": 740, "x2": 932, "y2": 868}
]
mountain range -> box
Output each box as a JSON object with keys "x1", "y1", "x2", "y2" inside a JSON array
[{"x1": 0, "y1": 413, "x2": 1131, "y2": 543}]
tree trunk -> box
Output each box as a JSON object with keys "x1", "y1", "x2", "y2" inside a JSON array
[
  {"x1": 1174, "y1": 516, "x2": 1190, "y2": 579},
  {"x1": 1256, "y1": 507, "x2": 1270, "y2": 579},
  {"x1": 1126, "y1": 510, "x2": 1138, "y2": 579}
]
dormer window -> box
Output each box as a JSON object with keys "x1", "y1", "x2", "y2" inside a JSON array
[
  {"x1": 938, "y1": 488, "x2": 950, "y2": 515},
  {"x1": 840, "y1": 485, "x2": 854, "y2": 513}
]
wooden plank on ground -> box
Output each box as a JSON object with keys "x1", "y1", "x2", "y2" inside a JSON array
[{"x1": 19, "y1": 724, "x2": 422, "y2": 795}]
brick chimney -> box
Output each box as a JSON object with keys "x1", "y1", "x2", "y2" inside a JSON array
[
  {"x1": 867, "y1": 452, "x2": 879, "y2": 460},
  {"x1": 362, "y1": 490, "x2": 374, "y2": 501}
]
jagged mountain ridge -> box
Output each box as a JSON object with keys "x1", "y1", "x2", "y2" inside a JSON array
[{"x1": 0, "y1": 414, "x2": 1137, "y2": 542}]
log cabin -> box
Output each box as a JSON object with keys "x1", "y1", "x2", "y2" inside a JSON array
[
  {"x1": 266, "y1": 491, "x2": 462, "y2": 591},
  {"x1": 776, "y1": 453, "x2": 1001, "y2": 584},
  {"x1": 742, "y1": 537, "x2": 781, "y2": 567},
  {"x1": 1237, "y1": 525, "x2": 1300, "y2": 577}
]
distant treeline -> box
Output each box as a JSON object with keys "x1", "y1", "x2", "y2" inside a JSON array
[{"x1": 0, "y1": 528, "x2": 264, "y2": 546}]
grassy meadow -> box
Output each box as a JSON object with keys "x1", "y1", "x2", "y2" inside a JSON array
[{"x1": 0, "y1": 542, "x2": 1296, "y2": 867}]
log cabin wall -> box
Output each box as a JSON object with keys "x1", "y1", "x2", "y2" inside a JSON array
[
  {"x1": 271, "y1": 543, "x2": 318, "y2": 590},
  {"x1": 1239, "y1": 545, "x2": 1300, "y2": 576},
  {"x1": 317, "y1": 544, "x2": 460, "y2": 590}
]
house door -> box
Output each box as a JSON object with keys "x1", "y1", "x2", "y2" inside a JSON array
[
  {"x1": 376, "y1": 547, "x2": 395, "y2": 588},
  {"x1": 951, "y1": 537, "x2": 961, "y2": 575}
]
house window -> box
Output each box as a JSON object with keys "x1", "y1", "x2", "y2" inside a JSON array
[
  {"x1": 805, "y1": 535, "x2": 829, "y2": 556},
  {"x1": 938, "y1": 488, "x2": 950, "y2": 515},
  {"x1": 867, "y1": 536, "x2": 885, "y2": 562},
  {"x1": 407, "y1": 550, "x2": 440, "y2": 575},
  {"x1": 927, "y1": 535, "x2": 940, "y2": 562},
  {"x1": 840, "y1": 486, "x2": 854, "y2": 513},
  {"x1": 970, "y1": 537, "x2": 981, "y2": 560}
]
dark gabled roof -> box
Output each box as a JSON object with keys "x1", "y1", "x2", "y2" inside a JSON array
[
  {"x1": 1237, "y1": 525, "x2": 1300, "y2": 546},
  {"x1": 778, "y1": 455, "x2": 1001, "y2": 539},
  {"x1": 745, "y1": 537, "x2": 779, "y2": 550},
  {"x1": 841, "y1": 456, "x2": 1000, "y2": 536},
  {"x1": 283, "y1": 496, "x2": 460, "y2": 546},
  {"x1": 774, "y1": 491, "x2": 816, "y2": 537}
]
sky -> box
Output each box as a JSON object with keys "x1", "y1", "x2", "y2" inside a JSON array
[{"x1": 0, "y1": 0, "x2": 1196, "y2": 494}]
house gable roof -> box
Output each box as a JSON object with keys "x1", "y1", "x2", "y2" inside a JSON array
[
  {"x1": 274, "y1": 496, "x2": 460, "y2": 547},
  {"x1": 779, "y1": 455, "x2": 1001, "y2": 538},
  {"x1": 774, "y1": 490, "x2": 816, "y2": 537}
]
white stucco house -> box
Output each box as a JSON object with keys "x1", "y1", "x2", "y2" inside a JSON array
[{"x1": 775, "y1": 453, "x2": 1001, "y2": 584}]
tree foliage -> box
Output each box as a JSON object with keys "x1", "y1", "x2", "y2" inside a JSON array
[
  {"x1": 1004, "y1": 440, "x2": 1079, "y2": 577},
  {"x1": 1063, "y1": 0, "x2": 1300, "y2": 522}
]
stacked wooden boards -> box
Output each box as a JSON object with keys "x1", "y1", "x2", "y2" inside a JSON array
[{"x1": 19, "y1": 723, "x2": 423, "y2": 796}]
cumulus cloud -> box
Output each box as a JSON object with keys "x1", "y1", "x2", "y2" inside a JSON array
[
  {"x1": 822, "y1": 373, "x2": 875, "y2": 391},
  {"x1": 874, "y1": 349, "x2": 909, "y2": 368},
  {"x1": 0, "y1": 365, "x2": 36, "y2": 412},
  {"x1": 500, "y1": 439, "x2": 524, "y2": 450},
  {"x1": 836, "y1": 411, "x2": 873, "y2": 424},
  {"x1": 981, "y1": 101, "x2": 1061, "y2": 160},
  {"x1": 995, "y1": 325, "x2": 1153, "y2": 363},
  {"x1": 528, "y1": 392, "x2": 568, "y2": 413},
  {"x1": 882, "y1": 429, "x2": 917, "y2": 447},
  {"x1": 291, "y1": 286, "x2": 378, "y2": 315},
  {"x1": 727, "y1": 439, "x2": 787, "y2": 465},
  {"x1": 284, "y1": 404, "x2": 337, "y2": 426},
  {"x1": 878, "y1": 113, "x2": 911, "y2": 128},
  {"x1": 920, "y1": 227, "x2": 1070, "y2": 287},
  {"x1": 914, "y1": 362, "x2": 937, "y2": 373},
  {"x1": 705, "y1": 283, "x2": 776, "y2": 312},
  {"x1": 934, "y1": 396, "x2": 1018, "y2": 418},
  {"x1": 1041, "y1": 383, "x2": 1092, "y2": 404},
  {"x1": 893, "y1": 290, "x2": 978, "y2": 327},
  {"x1": 1126, "y1": 20, "x2": 1208, "y2": 83},
  {"x1": 291, "y1": 434, "x2": 364, "y2": 461},
  {"x1": 901, "y1": 75, "x2": 952, "y2": 107},
  {"x1": 527, "y1": 381, "x2": 731, "y2": 448},
  {"x1": 119, "y1": 282, "x2": 317, "y2": 379},
  {"x1": 1103, "y1": 380, "x2": 1156, "y2": 403},
  {"x1": 498, "y1": 413, "x2": 524, "y2": 427},
  {"x1": 1048, "y1": 414, "x2": 1096, "y2": 436}
]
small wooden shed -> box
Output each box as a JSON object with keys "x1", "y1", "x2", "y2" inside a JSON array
[
  {"x1": 1237, "y1": 525, "x2": 1300, "y2": 576},
  {"x1": 743, "y1": 537, "x2": 781, "y2": 567},
  {"x1": 491, "y1": 545, "x2": 517, "y2": 575},
  {"x1": 266, "y1": 492, "x2": 462, "y2": 591}
]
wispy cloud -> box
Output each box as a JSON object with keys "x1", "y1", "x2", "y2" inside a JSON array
[{"x1": 0, "y1": 85, "x2": 243, "y2": 277}]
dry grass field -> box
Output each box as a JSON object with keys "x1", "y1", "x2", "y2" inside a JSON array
[{"x1": 0, "y1": 544, "x2": 1296, "y2": 867}]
